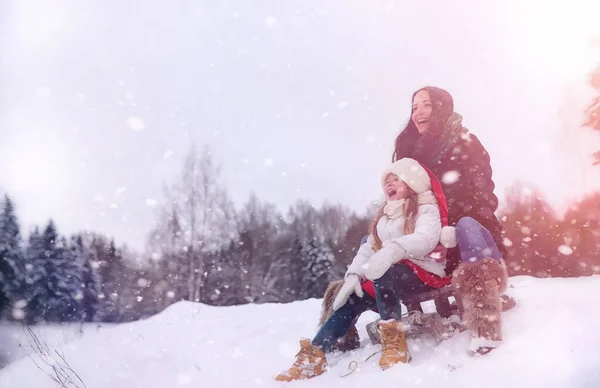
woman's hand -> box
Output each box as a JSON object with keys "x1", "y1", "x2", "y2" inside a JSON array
[
  {"x1": 332, "y1": 274, "x2": 364, "y2": 310},
  {"x1": 363, "y1": 243, "x2": 406, "y2": 281}
]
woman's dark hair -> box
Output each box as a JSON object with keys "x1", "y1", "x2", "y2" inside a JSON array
[{"x1": 392, "y1": 86, "x2": 454, "y2": 162}]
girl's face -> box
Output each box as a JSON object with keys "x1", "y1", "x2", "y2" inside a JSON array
[
  {"x1": 384, "y1": 173, "x2": 410, "y2": 200},
  {"x1": 411, "y1": 90, "x2": 433, "y2": 134}
]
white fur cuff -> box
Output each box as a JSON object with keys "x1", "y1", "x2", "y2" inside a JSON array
[{"x1": 440, "y1": 226, "x2": 457, "y2": 248}]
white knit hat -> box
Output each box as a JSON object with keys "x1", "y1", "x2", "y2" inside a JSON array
[{"x1": 381, "y1": 158, "x2": 432, "y2": 194}]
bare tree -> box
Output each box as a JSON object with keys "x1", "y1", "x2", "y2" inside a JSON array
[
  {"x1": 236, "y1": 193, "x2": 282, "y2": 300},
  {"x1": 155, "y1": 144, "x2": 236, "y2": 302}
]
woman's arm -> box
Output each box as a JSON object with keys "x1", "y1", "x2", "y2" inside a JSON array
[{"x1": 458, "y1": 135, "x2": 506, "y2": 256}]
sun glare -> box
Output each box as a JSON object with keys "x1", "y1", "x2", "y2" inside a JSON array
[{"x1": 496, "y1": 0, "x2": 600, "y2": 81}]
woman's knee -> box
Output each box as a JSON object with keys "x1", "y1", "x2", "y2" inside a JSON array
[
  {"x1": 456, "y1": 216, "x2": 479, "y2": 232},
  {"x1": 455, "y1": 217, "x2": 485, "y2": 240}
]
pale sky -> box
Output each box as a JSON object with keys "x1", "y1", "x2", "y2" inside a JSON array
[{"x1": 2, "y1": 0, "x2": 600, "y2": 251}]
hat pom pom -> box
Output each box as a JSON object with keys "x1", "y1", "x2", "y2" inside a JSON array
[{"x1": 440, "y1": 226, "x2": 457, "y2": 248}]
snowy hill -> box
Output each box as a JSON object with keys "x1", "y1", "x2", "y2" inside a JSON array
[{"x1": 1, "y1": 275, "x2": 600, "y2": 388}]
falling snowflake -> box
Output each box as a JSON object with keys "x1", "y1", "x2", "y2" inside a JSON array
[
  {"x1": 442, "y1": 170, "x2": 460, "y2": 184},
  {"x1": 127, "y1": 117, "x2": 145, "y2": 131},
  {"x1": 145, "y1": 198, "x2": 157, "y2": 207},
  {"x1": 12, "y1": 308, "x2": 25, "y2": 320},
  {"x1": 558, "y1": 245, "x2": 573, "y2": 255},
  {"x1": 163, "y1": 149, "x2": 174, "y2": 159},
  {"x1": 137, "y1": 278, "x2": 149, "y2": 287},
  {"x1": 337, "y1": 101, "x2": 349, "y2": 110},
  {"x1": 503, "y1": 238, "x2": 513, "y2": 247},
  {"x1": 263, "y1": 158, "x2": 274, "y2": 167}
]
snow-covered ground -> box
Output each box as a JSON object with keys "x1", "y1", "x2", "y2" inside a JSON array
[
  {"x1": 0, "y1": 322, "x2": 112, "y2": 370},
  {"x1": 1, "y1": 275, "x2": 599, "y2": 388}
]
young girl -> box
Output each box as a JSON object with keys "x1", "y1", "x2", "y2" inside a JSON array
[{"x1": 275, "y1": 158, "x2": 457, "y2": 382}]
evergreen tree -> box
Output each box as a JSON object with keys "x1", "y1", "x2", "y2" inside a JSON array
[
  {"x1": 37, "y1": 222, "x2": 84, "y2": 322},
  {"x1": 95, "y1": 238, "x2": 126, "y2": 322},
  {"x1": 22, "y1": 227, "x2": 47, "y2": 323},
  {"x1": 0, "y1": 195, "x2": 24, "y2": 317},
  {"x1": 71, "y1": 235, "x2": 102, "y2": 321},
  {"x1": 298, "y1": 239, "x2": 335, "y2": 299}
]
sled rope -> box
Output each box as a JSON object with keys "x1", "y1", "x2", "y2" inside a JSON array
[
  {"x1": 405, "y1": 310, "x2": 425, "y2": 326},
  {"x1": 340, "y1": 350, "x2": 381, "y2": 377}
]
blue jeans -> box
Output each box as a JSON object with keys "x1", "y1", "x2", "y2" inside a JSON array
[
  {"x1": 455, "y1": 217, "x2": 503, "y2": 262},
  {"x1": 312, "y1": 263, "x2": 432, "y2": 352}
]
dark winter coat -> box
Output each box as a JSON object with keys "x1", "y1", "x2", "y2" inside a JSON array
[{"x1": 392, "y1": 88, "x2": 505, "y2": 272}]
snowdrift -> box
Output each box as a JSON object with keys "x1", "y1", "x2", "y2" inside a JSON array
[{"x1": 1, "y1": 275, "x2": 599, "y2": 388}]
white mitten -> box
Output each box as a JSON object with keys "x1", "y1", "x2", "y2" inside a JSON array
[
  {"x1": 363, "y1": 243, "x2": 406, "y2": 281},
  {"x1": 332, "y1": 274, "x2": 364, "y2": 311}
]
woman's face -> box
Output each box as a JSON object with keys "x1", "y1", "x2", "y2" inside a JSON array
[
  {"x1": 411, "y1": 90, "x2": 433, "y2": 134},
  {"x1": 384, "y1": 173, "x2": 410, "y2": 200}
]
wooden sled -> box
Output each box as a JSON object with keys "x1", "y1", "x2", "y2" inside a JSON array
[
  {"x1": 319, "y1": 281, "x2": 517, "y2": 351},
  {"x1": 365, "y1": 286, "x2": 517, "y2": 344}
]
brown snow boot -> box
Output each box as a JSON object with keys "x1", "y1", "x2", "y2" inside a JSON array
[
  {"x1": 378, "y1": 319, "x2": 410, "y2": 370},
  {"x1": 452, "y1": 258, "x2": 508, "y2": 355},
  {"x1": 275, "y1": 339, "x2": 328, "y2": 382}
]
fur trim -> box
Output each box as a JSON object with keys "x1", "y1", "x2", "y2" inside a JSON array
[
  {"x1": 440, "y1": 226, "x2": 457, "y2": 248},
  {"x1": 318, "y1": 280, "x2": 360, "y2": 353},
  {"x1": 319, "y1": 280, "x2": 344, "y2": 326},
  {"x1": 452, "y1": 258, "x2": 507, "y2": 346}
]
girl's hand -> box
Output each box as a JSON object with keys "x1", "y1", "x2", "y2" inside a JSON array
[{"x1": 332, "y1": 274, "x2": 364, "y2": 310}]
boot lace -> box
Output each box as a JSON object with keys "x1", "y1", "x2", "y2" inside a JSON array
[
  {"x1": 293, "y1": 344, "x2": 319, "y2": 369},
  {"x1": 380, "y1": 324, "x2": 402, "y2": 352}
]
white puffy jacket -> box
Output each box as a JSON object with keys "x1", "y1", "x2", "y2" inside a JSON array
[{"x1": 346, "y1": 204, "x2": 446, "y2": 279}]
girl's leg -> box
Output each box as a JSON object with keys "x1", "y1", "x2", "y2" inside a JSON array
[
  {"x1": 312, "y1": 291, "x2": 376, "y2": 352},
  {"x1": 455, "y1": 217, "x2": 502, "y2": 263},
  {"x1": 373, "y1": 263, "x2": 433, "y2": 320}
]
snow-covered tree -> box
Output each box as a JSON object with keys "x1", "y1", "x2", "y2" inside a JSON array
[
  {"x1": 93, "y1": 237, "x2": 126, "y2": 322},
  {"x1": 0, "y1": 195, "x2": 25, "y2": 318},
  {"x1": 37, "y1": 223, "x2": 84, "y2": 322},
  {"x1": 21, "y1": 227, "x2": 47, "y2": 323},
  {"x1": 70, "y1": 235, "x2": 102, "y2": 321},
  {"x1": 298, "y1": 239, "x2": 335, "y2": 299}
]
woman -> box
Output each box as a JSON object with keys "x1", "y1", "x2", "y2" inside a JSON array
[
  {"x1": 393, "y1": 86, "x2": 506, "y2": 273},
  {"x1": 275, "y1": 158, "x2": 453, "y2": 382},
  {"x1": 393, "y1": 86, "x2": 509, "y2": 355}
]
